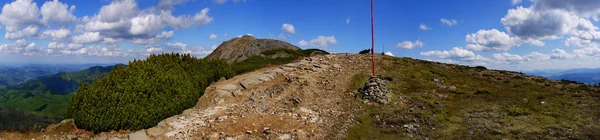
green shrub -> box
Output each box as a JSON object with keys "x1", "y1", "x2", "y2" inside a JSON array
[
  {"x1": 513, "y1": 75, "x2": 524, "y2": 79},
  {"x1": 359, "y1": 49, "x2": 371, "y2": 54},
  {"x1": 474, "y1": 90, "x2": 492, "y2": 95},
  {"x1": 65, "y1": 53, "x2": 234, "y2": 132},
  {"x1": 474, "y1": 66, "x2": 487, "y2": 70}
]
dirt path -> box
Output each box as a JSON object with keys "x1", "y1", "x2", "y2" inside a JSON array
[{"x1": 1, "y1": 54, "x2": 380, "y2": 140}]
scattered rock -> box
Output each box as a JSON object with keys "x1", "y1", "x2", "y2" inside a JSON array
[
  {"x1": 129, "y1": 130, "x2": 148, "y2": 140},
  {"x1": 290, "y1": 97, "x2": 301, "y2": 105},
  {"x1": 333, "y1": 64, "x2": 342, "y2": 68},
  {"x1": 263, "y1": 128, "x2": 272, "y2": 135}
]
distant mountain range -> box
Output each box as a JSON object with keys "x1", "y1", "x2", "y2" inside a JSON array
[
  {"x1": 0, "y1": 64, "x2": 123, "y2": 118},
  {"x1": 0, "y1": 64, "x2": 115, "y2": 88},
  {"x1": 524, "y1": 68, "x2": 600, "y2": 85}
]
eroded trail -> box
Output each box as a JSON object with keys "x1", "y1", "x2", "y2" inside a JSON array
[
  {"x1": 153, "y1": 54, "x2": 376, "y2": 140},
  {"x1": 0, "y1": 54, "x2": 379, "y2": 140}
]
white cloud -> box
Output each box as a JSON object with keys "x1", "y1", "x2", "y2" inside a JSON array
[
  {"x1": 525, "y1": 52, "x2": 550, "y2": 60},
  {"x1": 419, "y1": 23, "x2": 431, "y2": 30},
  {"x1": 511, "y1": 0, "x2": 522, "y2": 5},
  {"x1": 131, "y1": 31, "x2": 174, "y2": 45},
  {"x1": 39, "y1": 28, "x2": 70, "y2": 41},
  {"x1": 420, "y1": 47, "x2": 492, "y2": 63},
  {"x1": 298, "y1": 36, "x2": 337, "y2": 47},
  {"x1": 71, "y1": 32, "x2": 101, "y2": 44},
  {"x1": 164, "y1": 42, "x2": 187, "y2": 50},
  {"x1": 298, "y1": 40, "x2": 308, "y2": 46},
  {"x1": 396, "y1": 40, "x2": 424, "y2": 49},
  {"x1": 41, "y1": 0, "x2": 77, "y2": 26},
  {"x1": 550, "y1": 49, "x2": 572, "y2": 59},
  {"x1": 278, "y1": 33, "x2": 286, "y2": 40},
  {"x1": 146, "y1": 47, "x2": 163, "y2": 53},
  {"x1": 440, "y1": 18, "x2": 458, "y2": 26},
  {"x1": 209, "y1": 33, "x2": 218, "y2": 40},
  {"x1": 384, "y1": 51, "x2": 394, "y2": 56},
  {"x1": 158, "y1": 0, "x2": 188, "y2": 10},
  {"x1": 346, "y1": 18, "x2": 350, "y2": 24},
  {"x1": 4, "y1": 25, "x2": 38, "y2": 40},
  {"x1": 0, "y1": 0, "x2": 42, "y2": 31},
  {"x1": 493, "y1": 52, "x2": 528, "y2": 62},
  {"x1": 533, "y1": 0, "x2": 600, "y2": 20},
  {"x1": 501, "y1": 6, "x2": 596, "y2": 40},
  {"x1": 214, "y1": 0, "x2": 227, "y2": 4},
  {"x1": 282, "y1": 23, "x2": 296, "y2": 34},
  {"x1": 573, "y1": 46, "x2": 600, "y2": 57},
  {"x1": 465, "y1": 29, "x2": 520, "y2": 51}
]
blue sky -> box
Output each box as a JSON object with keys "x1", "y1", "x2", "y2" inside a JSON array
[{"x1": 0, "y1": 0, "x2": 600, "y2": 71}]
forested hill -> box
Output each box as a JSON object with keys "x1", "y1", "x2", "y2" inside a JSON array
[{"x1": 0, "y1": 64, "x2": 123, "y2": 119}]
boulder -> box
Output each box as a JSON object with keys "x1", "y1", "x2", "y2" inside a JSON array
[
  {"x1": 147, "y1": 127, "x2": 166, "y2": 137},
  {"x1": 264, "y1": 68, "x2": 285, "y2": 75}
]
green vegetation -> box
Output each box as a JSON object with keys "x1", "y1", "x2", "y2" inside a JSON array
[
  {"x1": 358, "y1": 49, "x2": 371, "y2": 54},
  {"x1": 0, "y1": 107, "x2": 61, "y2": 131},
  {"x1": 0, "y1": 65, "x2": 119, "y2": 118},
  {"x1": 233, "y1": 48, "x2": 329, "y2": 74},
  {"x1": 347, "y1": 57, "x2": 600, "y2": 139},
  {"x1": 66, "y1": 53, "x2": 234, "y2": 132}
]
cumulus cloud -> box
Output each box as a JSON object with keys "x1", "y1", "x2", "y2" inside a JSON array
[
  {"x1": 533, "y1": 0, "x2": 600, "y2": 20},
  {"x1": 465, "y1": 29, "x2": 520, "y2": 51},
  {"x1": 421, "y1": 47, "x2": 492, "y2": 64},
  {"x1": 501, "y1": 6, "x2": 596, "y2": 40},
  {"x1": 298, "y1": 36, "x2": 337, "y2": 47},
  {"x1": 550, "y1": 49, "x2": 572, "y2": 59},
  {"x1": 493, "y1": 52, "x2": 528, "y2": 62},
  {"x1": 5, "y1": 25, "x2": 38, "y2": 40},
  {"x1": 573, "y1": 46, "x2": 600, "y2": 57},
  {"x1": 384, "y1": 51, "x2": 394, "y2": 56},
  {"x1": 282, "y1": 23, "x2": 296, "y2": 34},
  {"x1": 208, "y1": 34, "x2": 218, "y2": 40},
  {"x1": 512, "y1": 0, "x2": 522, "y2": 5},
  {"x1": 278, "y1": 33, "x2": 286, "y2": 40},
  {"x1": 40, "y1": 0, "x2": 77, "y2": 26},
  {"x1": 396, "y1": 40, "x2": 424, "y2": 49},
  {"x1": 71, "y1": 32, "x2": 101, "y2": 44},
  {"x1": 525, "y1": 52, "x2": 550, "y2": 60},
  {"x1": 0, "y1": 0, "x2": 42, "y2": 31},
  {"x1": 440, "y1": 18, "x2": 458, "y2": 26},
  {"x1": 158, "y1": 0, "x2": 188, "y2": 10},
  {"x1": 419, "y1": 23, "x2": 431, "y2": 30},
  {"x1": 39, "y1": 28, "x2": 70, "y2": 41},
  {"x1": 146, "y1": 47, "x2": 163, "y2": 53},
  {"x1": 164, "y1": 42, "x2": 187, "y2": 50},
  {"x1": 0, "y1": 39, "x2": 40, "y2": 55}
]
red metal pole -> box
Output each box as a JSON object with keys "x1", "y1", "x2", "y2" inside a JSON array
[{"x1": 370, "y1": 0, "x2": 376, "y2": 76}]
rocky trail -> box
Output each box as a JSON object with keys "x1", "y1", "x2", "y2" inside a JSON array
[{"x1": 2, "y1": 54, "x2": 381, "y2": 140}]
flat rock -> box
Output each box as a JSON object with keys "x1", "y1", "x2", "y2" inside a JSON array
[
  {"x1": 240, "y1": 78, "x2": 263, "y2": 89},
  {"x1": 107, "y1": 137, "x2": 128, "y2": 140},
  {"x1": 215, "y1": 90, "x2": 233, "y2": 97},
  {"x1": 147, "y1": 127, "x2": 167, "y2": 137},
  {"x1": 129, "y1": 130, "x2": 148, "y2": 140},
  {"x1": 216, "y1": 84, "x2": 239, "y2": 92}
]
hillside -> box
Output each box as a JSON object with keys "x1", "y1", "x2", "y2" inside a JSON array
[
  {"x1": 206, "y1": 35, "x2": 302, "y2": 63},
  {"x1": 0, "y1": 64, "x2": 103, "y2": 88},
  {"x1": 0, "y1": 64, "x2": 121, "y2": 119},
  {"x1": 3, "y1": 54, "x2": 599, "y2": 140}
]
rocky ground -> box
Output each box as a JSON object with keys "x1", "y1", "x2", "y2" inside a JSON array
[{"x1": 1, "y1": 54, "x2": 380, "y2": 140}]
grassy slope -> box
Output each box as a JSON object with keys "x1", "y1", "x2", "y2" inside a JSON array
[{"x1": 347, "y1": 56, "x2": 600, "y2": 139}]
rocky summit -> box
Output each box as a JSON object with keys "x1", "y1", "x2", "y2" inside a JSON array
[{"x1": 206, "y1": 35, "x2": 301, "y2": 63}]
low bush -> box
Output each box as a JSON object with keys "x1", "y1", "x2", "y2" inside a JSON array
[{"x1": 66, "y1": 53, "x2": 234, "y2": 132}]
